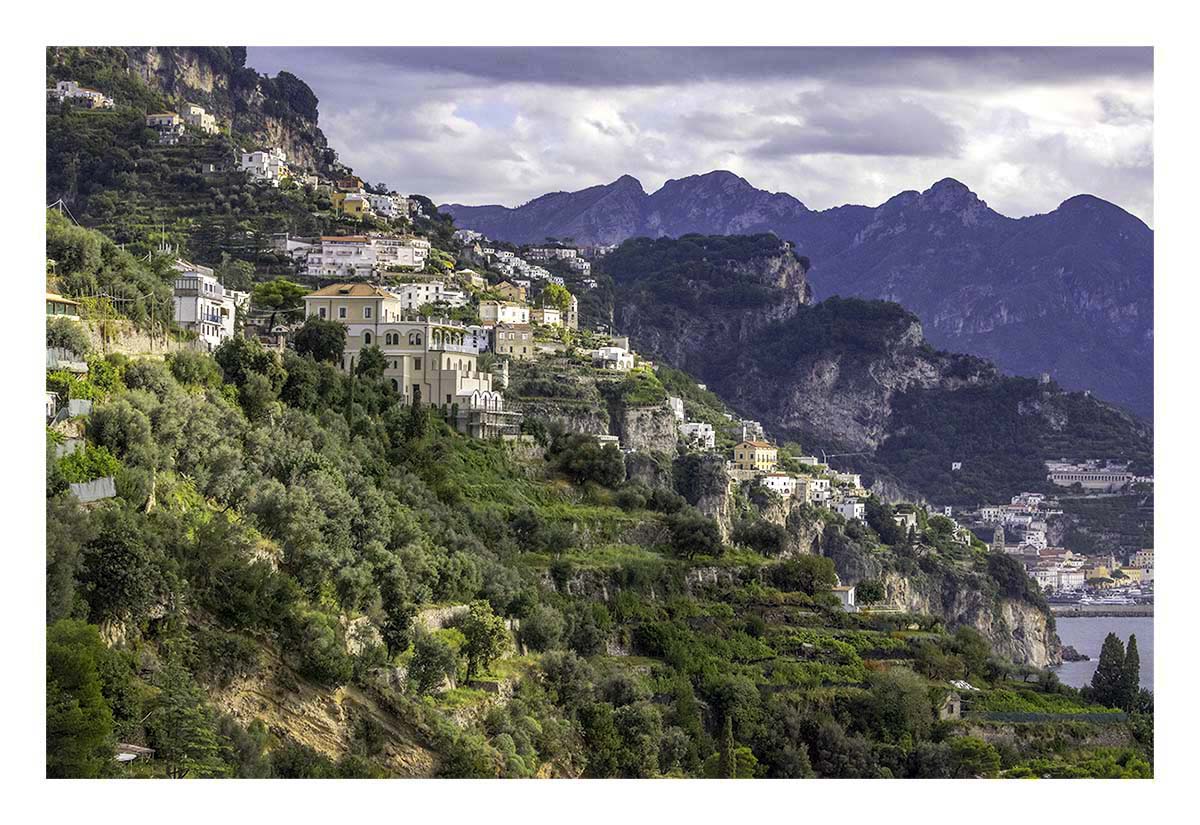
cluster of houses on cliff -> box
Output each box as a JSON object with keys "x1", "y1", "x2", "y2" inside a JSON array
[
  {"x1": 47, "y1": 80, "x2": 114, "y2": 109},
  {"x1": 952, "y1": 489, "x2": 1154, "y2": 595},
  {"x1": 145, "y1": 105, "x2": 220, "y2": 144}
]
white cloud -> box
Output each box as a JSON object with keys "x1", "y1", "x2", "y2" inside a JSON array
[{"x1": 248, "y1": 48, "x2": 1153, "y2": 223}]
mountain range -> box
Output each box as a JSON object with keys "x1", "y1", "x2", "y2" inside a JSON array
[{"x1": 443, "y1": 172, "x2": 1153, "y2": 419}]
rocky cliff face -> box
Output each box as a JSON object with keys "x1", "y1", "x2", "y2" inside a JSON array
[
  {"x1": 212, "y1": 644, "x2": 436, "y2": 776},
  {"x1": 447, "y1": 173, "x2": 1152, "y2": 417},
  {"x1": 605, "y1": 234, "x2": 1152, "y2": 504},
  {"x1": 50, "y1": 46, "x2": 332, "y2": 172},
  {"x1": 880, "y1": 572, "x2": 1061, "y2": 667},
  {"x1": 612, "y1": 234, "x2": 811, "y2": 380},
  {"x1": 614, "y1": 404, "x2": 678, "y2": 454},
  {"x1": 674, "y1": 453, "x2": 735, "y2": 539}
]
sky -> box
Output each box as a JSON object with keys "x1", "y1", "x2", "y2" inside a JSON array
[{"x1": 245, "y1": 47, "x2": 1153, "y2": 223}]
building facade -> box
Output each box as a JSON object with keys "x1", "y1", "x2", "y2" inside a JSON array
[
  {"x1": 172, "y1": 261, "x2": 246, "y2": 350},
  {"x1": 302, "y1": 284, "x2": 519, "y2": 436}
]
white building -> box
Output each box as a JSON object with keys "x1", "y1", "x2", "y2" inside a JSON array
[
  {"x1": 527, "y1": 247, "x2": 578, "y2": 261},
  {"x1": 368, "y1": 193, "x2": 411, "y2": 220},
  {"x1": 801, "y1": 476, "x2": 831, "y2": 505},
  {"x1": 479, "y1": 301, "x2": 530, "y2": 326},
  {"x1": 680, "y1": 421, "x2": 716, "y2": 450},
  {"x1": 391, "y1": 281, "x2": 467, "y2": 311},
  {"x1": 832, "y1": 585, "x2": 857, "y2": 612},
  {"x1": 181, "y1": 103, "x2": 218, "y2": 134},
  {"x1": 146, "y1": 112, "x2": 185, "y2": 144},
  {"x1": 374, "y1": 236, "x2": 430, "y2": 271},
  {"x1": 48, "y1": 80, "x2": 113, "y2": 109},
  {"x1": 835, "y1": 499, "x2": 865, "y2": 521},
  {"x1": 239, "y1": 148, "x2": 288, "y2": 186},
  {"x1": 453, "y1": 229, "x2": 484, "y2": 244},
  {"x1": 465, "y1": 325, "x2": 491, "y2": 354},
  {"x1": 531, "y1": 307, "x2": 563, "y2": 327},
  {"x1": 740, "y1": 420, "x2": 765, "y2": 442},
  {"x1": 667, "y1": 396, "x2": 685, "y2": 423},
  {"x1": 303, "y1": 235, "x2": 430, "y2": 279},
  {"x1": 172, "y1": 260, "x2": 247, "y2": 350},
  {"x1": 760, "y1": 473, "x2": 799, "y2": 498},
  {"x1": 1045, "y1": 460, "x2": 1135, "y2": 492},
  {"x1": 593, "y1": 346, "x2": 635, "y2": 371}
]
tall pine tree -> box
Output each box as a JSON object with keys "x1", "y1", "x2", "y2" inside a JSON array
[
  {"x1": 1090, "y1": 632, "x2": 1126, "y2": 709},
  {"x1": 1122, "y1": 634, "x2": 1141, "y2": 711}
]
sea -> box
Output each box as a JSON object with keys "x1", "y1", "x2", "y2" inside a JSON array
[{"x1": 1052, "y1": 615, "x2": 1154, "y2": 691}]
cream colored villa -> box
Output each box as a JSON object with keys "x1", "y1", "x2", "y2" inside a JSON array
[
  {"x1": 303, "y1": 283, "x2": 521, "y2": 437},
  {"x1": 732, "y1": 440, "x2": 778, "y2": 474}
]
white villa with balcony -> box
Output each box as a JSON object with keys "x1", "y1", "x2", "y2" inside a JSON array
[{"x1": 172, "y1": 260, "x2": 247, "y2": 350}]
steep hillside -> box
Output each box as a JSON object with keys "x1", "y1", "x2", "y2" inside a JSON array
[
  {"x1": 47, "y1": 46, "x2": 333, "y2": 171},
  {"x1": 605, "y1": 234, "x2": 1152, "y2": 505},
  {"x1": 445, "y1": 173, "x2": 1153, "y2": 418}
]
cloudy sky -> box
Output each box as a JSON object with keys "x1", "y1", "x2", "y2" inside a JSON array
[{"x1": 246, "y1": 47, "x2": 1153, "y2": 223}]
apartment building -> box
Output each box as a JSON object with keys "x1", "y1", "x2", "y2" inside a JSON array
[{"x1": 172, "y1": 260, "x2": 247, "y2": 350}]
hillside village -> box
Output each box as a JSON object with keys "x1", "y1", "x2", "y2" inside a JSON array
[{"x1": 43, "y1": 50, "x2": 1154, "y2": 781}]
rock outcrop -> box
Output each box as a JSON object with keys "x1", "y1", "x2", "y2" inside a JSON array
[
  {"x1": 879, "y1": 571, "x2": 1061, "y2": 668},
  {"x1": 50, "y1": 46, "x2": 333, "y2": 173}
]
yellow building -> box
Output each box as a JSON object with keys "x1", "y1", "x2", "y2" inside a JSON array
[
  {"x1": 332, "y1": 191, "x2": 372, "y2": 219},
  {"x1": 732, "y1": 440, "x2": 778, "y2": 474}
]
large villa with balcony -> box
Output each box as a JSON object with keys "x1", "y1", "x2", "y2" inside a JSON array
[{"x1": 303, "y1": 283, "x2": 522, "y2": 438}]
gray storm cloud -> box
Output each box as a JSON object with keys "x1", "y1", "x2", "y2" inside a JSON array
[{"x1": 246, "y1": 46, "x2": 1153, "y2": 223}]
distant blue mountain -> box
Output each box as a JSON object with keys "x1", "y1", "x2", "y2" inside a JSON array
[{"x1": 443, "y1": 172, "x2": 1152, "y2": 418}]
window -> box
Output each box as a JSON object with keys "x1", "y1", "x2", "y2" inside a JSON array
[
  {"x1": 363, "y1": 306, "x2": 372, "y2": 319},
  {"x1": 318, "y1": 307, "x2": 327, "y2": 319},
  {"x1": 363, "y1": 331, "x2": 372, "y2": 345},
  {"x1": 338, "y1": 306, "x2": 347, "y2": 319},
  {"x1": 414, "y1": 358, "x2": 422, "y2": 371}
]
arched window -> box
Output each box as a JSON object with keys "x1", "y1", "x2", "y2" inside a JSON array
[
  {"x1": 363, "y1": 331, "x2": 372, "y2": 345},
  {"x1": 390, "y1": 378, "x2": 399, "y2": 391}
]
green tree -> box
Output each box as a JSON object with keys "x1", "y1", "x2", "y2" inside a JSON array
[
  {"x1": 540, "y1": 283, "x2": 572, "y2": 313},
  {"x1": 948, "y1": 736, "x2": 1001, "y2": 778},
  {"x1": 47, "y1": 317, "x2": 91, "y2": 356},
  {"x1": 355, "y1": 345, "x2": 386, "y2": 381},
  {"x1": 1122, "y1": 634, "x2": 1141, "y2": 711},
  {"x1": 460, "y1": 600, "x2": 510, "y2": 679},
  {"x1": 719, "y1": 714, "x2": 735, "y2": 778},
  {"x1": 666, "y1": 509, "x2": 723, "y2": 560},
  {"x1": 214, "y1": 335, "x2": 285, "y2": 390},
  {"x1": 408, "y1": 631, "x2": 459, "y2": 695},
  {"x1": 856, "y1": 579, "x2": 886, "y2": 605},
  {"x1": 404, "y1": 385, "x2": 427, "y2": 442},
  {"x1": 1090, "y1": 632, "x2": 1127, "y2": 709},
  {"x1": 862, "y1": 668, "x2": 933, "y2": 743},
  {"x1": 769, "y1": 555, "x2": 837, "y2": 596},
  {"x1": 293, "y1": 316, "x2": 346, "y2": 364},
  {"x1": 47, "y1": 620, "x2": 114, "y2": 778},
  {"x1": 251, "y1": 277, "x2": 308, "y2": 328},
  {"x1": 147, "y1": 657, "x2": 229, "y2": 778}
]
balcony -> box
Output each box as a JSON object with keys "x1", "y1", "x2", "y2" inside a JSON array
[{"x1": 428, "y1": 341, "x2": 474, "y2": 353}]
